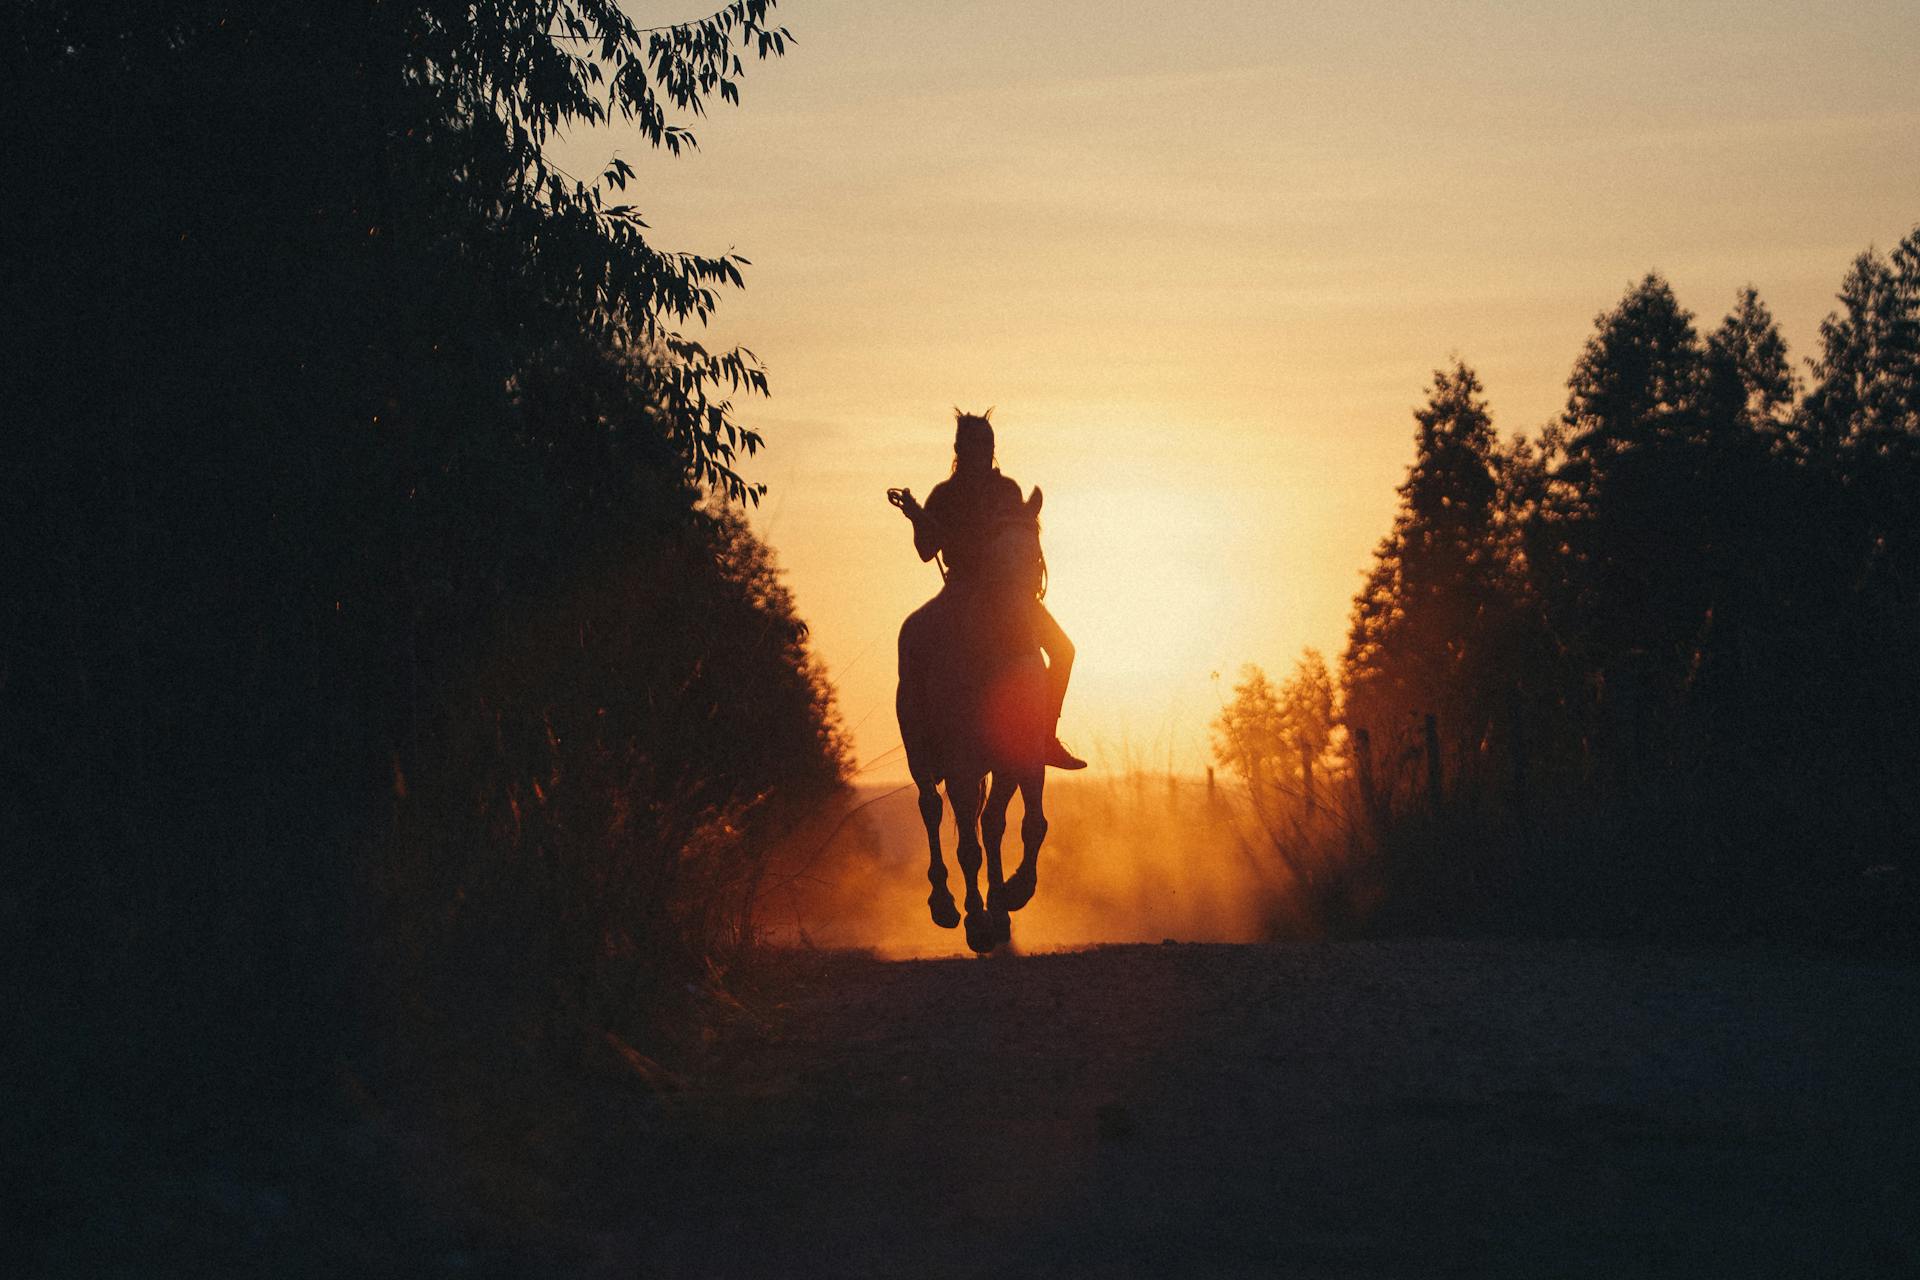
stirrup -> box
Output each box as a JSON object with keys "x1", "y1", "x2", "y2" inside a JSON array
[{"x1": 1047, "y1": 737, "x2": 1088, "y2": 770}]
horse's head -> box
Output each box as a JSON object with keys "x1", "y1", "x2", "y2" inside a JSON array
[{"x1": 978, "y1": 512, "x2": 1045, "y2": 600}]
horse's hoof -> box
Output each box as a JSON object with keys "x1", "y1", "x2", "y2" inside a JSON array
[
  {"x1": 991, "y1": 906, "x2": 1012, "y2": 946},
  {"x1": 928, "y1": 888, "x2": 961, "y2": 930},
  {"x1": 1001, "y1": 867, "x2": 1036, "y2": 912},
  {"x1": 963, "y1": 910, "x2": 996, "y2": 954}
]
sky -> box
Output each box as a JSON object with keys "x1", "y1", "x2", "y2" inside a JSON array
[{"x1": 555, "y1": 0, "x2": 1920, "y2": 782}]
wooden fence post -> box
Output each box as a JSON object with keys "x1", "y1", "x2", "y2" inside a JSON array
[{"x1": 1354, "y1": 727, "x2": 1378, "y2": 826}]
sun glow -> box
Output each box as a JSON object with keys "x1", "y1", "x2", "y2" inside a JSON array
[
  {"x1": 551, "y1": 0, "x2": 1920, "y2": 782},
  {"x1": 1041, "y1": 482, "x2": 1233, "y2": 686},
  {"x1": 980, "y1": 425, "x2": 1278, "y2": 771}
]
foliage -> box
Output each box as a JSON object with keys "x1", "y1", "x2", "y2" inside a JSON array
[
  {"x1": 1234, "y1": 235, "x2": 1920, "y2": 944},
  {"x1": 1706, "y1": 286, "x2": 1797, "y2": 432},
  {"x1": 6, "y1": 0, "x2": 842, "y2": 1104},
  {"x1": 1212, "y1": 650, "x2": 1347, "y2": 909},
  {"x1": 1343, "y1": 363, "x2": 1514, "y2": 799},
  {"x1": 1796, "y1": 232, "x2": 1920, "y2": 463},
  {"x1": 1213, "y1": 666, "x2": 1286, "y2": 793}
]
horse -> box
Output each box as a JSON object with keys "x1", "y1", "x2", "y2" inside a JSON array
[{"x1": 894, "y1": 505, "x2": 1052, "y2": 954}]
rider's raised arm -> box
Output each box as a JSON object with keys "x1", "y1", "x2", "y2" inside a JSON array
[
  {"x1": 908, "y1": 484, "x2": 948, "y2": 564},
  {"x1": 889, "y1": 486, "x2": 942, "y2": 563},
  {"x1": 912, "y1": 507, "x2": 941, "y2": 563}
]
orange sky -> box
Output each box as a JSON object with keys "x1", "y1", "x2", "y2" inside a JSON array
[{"x1": 556, "y1": 1, "x2": 1920, "y2": 781}]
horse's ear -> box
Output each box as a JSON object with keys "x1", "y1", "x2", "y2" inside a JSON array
[
  {"x1": 953, "y1": 405, "x2": 963, "y2": 419},
  {"x1": 1026, "y1": 485, "x2": 1044, "y2": 515},
  {"x1": 982, "y1": 407, "x2": 994, "y2": 421}
]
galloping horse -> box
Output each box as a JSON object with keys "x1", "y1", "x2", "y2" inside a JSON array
[{"x1": 895, "y1": 503, "x2": 1051, "y2": 953}]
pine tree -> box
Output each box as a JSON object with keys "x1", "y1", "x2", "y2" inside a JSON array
[
  {"x1": 1796, "y1": 229, "x2": 1920, "y2": 463},
  {"x1": 1543, "y1": 276, "x2": 1719, "y2": 776},
  {"x1": 1342, "y1": 363, "x2": 1509, "y2": 800},
  {"x1": 1705, "y1": 286, "x2": 1796, "y2": 436},
  {"x1": 1559, "y1": 274, "x2": 1707, "y2": 488}
]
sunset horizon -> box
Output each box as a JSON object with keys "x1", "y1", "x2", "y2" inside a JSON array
[
  {"x1": 545, "y1": 0, "x2": 1920, "y2": 780},
  {"x1": 17, "y1": 4, "x2": 1920, "y2": 1273}
]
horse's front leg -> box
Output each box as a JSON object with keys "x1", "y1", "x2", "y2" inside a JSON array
[
  {"x1": 1002, "y1": 769, "x2": 1047, "y2": 912},
  {"x1": 918, "y1": 779, "x2": 960, "y2": 929},
  {"x1": 982, "y1": 773, "x2": 1017, "y2": 914},
  {"x1": 951, "y1": 773, "x2": 995, "y2": 952}
]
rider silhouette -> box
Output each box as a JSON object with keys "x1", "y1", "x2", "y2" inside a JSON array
[{"x1": 891, "y1": 409, "x2": 1087, "y2": 771}]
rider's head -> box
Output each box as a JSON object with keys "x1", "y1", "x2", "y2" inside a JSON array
[{"x1": 953, "y1": 407, "x2": 995, "y2": 475}]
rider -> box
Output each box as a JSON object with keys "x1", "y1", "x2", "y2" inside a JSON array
[{"x1": 891, "y1": 408, "x2": 1087, "y2": 771}]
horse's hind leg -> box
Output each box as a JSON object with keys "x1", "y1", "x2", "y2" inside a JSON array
[
  {"x1": 918, "y1": 781, "x2": 960, "y2": 929},
  {"x1": 1002, "y1": 770, "x2": 1047, "y2": 912}
]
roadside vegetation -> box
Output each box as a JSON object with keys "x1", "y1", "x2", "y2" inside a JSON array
[
  {"x1": 10, "y1": 5, "x2": 848, "y2": 1266},
  {"x1": 1217, "y1": 239, "x2": 1920, "y2": 946}
]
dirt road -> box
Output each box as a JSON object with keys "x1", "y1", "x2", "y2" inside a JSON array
[{"x1": 634, "y1": 940, "x2": 1918, "y2": 1279}]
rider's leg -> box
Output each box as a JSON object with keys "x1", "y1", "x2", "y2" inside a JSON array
[
  {"x1": 1034, "y1": 600, "x2": 1074, "y2": 717},
  {"x1": 1032, "y1": 601, "x2": 1086, "y2": 770}
]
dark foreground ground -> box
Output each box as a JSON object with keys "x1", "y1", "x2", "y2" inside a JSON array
[
  {"x1": 33, "y1": 941, "x2": 1920, "y2": 1277},
  {"x1": 634, "y1": 941, "x2": 1919, "y2": 1279}
]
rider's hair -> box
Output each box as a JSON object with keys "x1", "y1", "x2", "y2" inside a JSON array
[{"x1": 952, "y1": 407, "x2": 995, "y2": 475}]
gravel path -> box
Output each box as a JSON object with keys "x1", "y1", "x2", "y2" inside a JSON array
[{"x1": 637, "y1": 940, "x2": 1919, "y2": 1279}]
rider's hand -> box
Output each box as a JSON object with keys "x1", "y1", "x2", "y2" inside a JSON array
[{"x1": 888, "y1": 487, "x2": 921, "y2": 517}]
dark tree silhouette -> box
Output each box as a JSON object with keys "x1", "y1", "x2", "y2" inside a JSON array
[
  {"x1": 1343, "y1": 363, "x2": 1510, "y2": 803},
  {"x1": 1240, "y1": 235, "x2": 1920, "y2": 942},
  {"x1": 1796, "y1": 231, "x2": 1920, "y2": 463},
  {"x1": 1705, "y1": 286, "x2": 1798, "y2": 435},
  {"x1": 6, "y1": 1, "x2": 842, "y2": 1123}
]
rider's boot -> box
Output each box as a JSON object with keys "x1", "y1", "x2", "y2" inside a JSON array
[{"x1": 1046, "y1": 728, "x2": 1087, "y2": 771}]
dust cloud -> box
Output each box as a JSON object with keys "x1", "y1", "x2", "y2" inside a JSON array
[{"x1": 757, "y1": 776, "x2": 1289, "y2": 957}]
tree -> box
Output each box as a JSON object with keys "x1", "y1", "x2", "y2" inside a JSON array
[
  {"x1": 8, "y1": 1, "x2": 837, "y2": 1088},
  {"x1": 1214, "y1": 665, "x2": 1287, "y2": 798},
  {"x1": 1343, "y1": 363, "x2": 1510, "y2": 799},
  {"x1": 1278, "y1": 650, "x2": 1335, "y2": 814},
  {"x1": 1559, "y1": 274, "x2": 1708, "y2": 485},
  {"x1": 1214, "y1": 650, "x2": 1340, "y2": 892},
  {"x1": 1705, "y1": 286, "x2": 1797, "y2": 435},
  {"x1": 1311, "y1": 238, "x2": 1920, "y2": 941},
  {"x1": 1795, "y1": 229, "x2": 1920, "y2": 463},
  {"x1": 1539, "y1": 276, "x2": 1732, "y2": 775}
]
